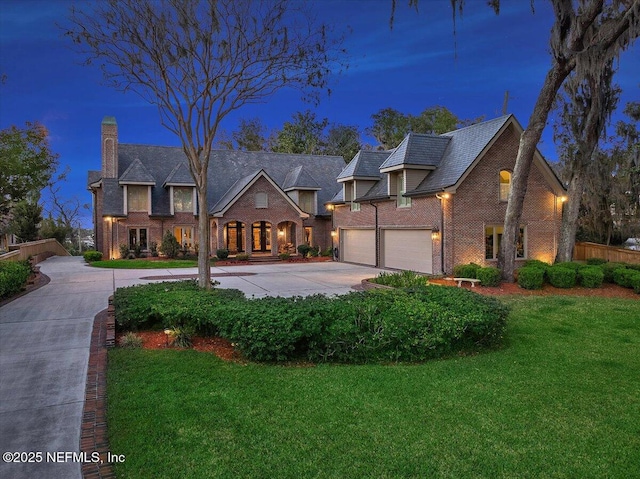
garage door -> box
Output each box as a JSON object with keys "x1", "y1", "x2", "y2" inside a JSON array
[
  {"x1": 341, "y1": 229, "x2": 376, "y2": 266},
  {"x1": 382, "y1": 229, "x2": 432, "y2": 273}
]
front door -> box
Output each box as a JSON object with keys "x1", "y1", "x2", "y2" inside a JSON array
[{"x1": 252, "y1": 221, "x2": 271, "y2": 252}]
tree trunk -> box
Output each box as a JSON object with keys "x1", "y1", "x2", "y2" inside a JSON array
[
  {"x1": 555, "y1": 167, "x2": 585, "y2": 263},
  {"x1": 498, "y1": 60, "x2": 572, "y2": 281},
  {"x1": 196, "y1": 176, "x2": 211, "y2": 289}
]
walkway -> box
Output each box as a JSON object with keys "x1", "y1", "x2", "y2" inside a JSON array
[{"x1": 0, "y1": 256, "x2": 383, "y2": 478}]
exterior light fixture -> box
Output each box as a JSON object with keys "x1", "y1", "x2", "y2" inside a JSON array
[
  {"x1": 331, "y1": 230, "x2": 337, "y2": 237},
  {"x1": 431, "y1": 227, "x2": 440, "y2": 240},
  {"x1": 278, "y1": 229, "x2": 285, "y2": 237},
  {"x1": 326, "y1": 204, "x2": 334, "y2": 211},
  {"x1": 435, "y1": 192, "x2": 450, "y2": 200},
  {"x1": 560, "y1": 196, "x2": 568, "y2": 203},
  {"x1": 164, "y1": 329, "x2": 172, "y2": 348}
]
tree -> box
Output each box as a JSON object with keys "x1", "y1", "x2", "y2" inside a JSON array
[
  {"x1": 66, "y1": 0, "x2": 346, "y2": 288},
  {"x1": 10, "y1": 201, "x2": 42, "y2": 243},
  {"x1": 554, "y1": 61, "x2": 619, "y2": 262},
  {"x1": 367, "y1": 106, "x2": 461, "y2": 149},
  {"x1": 395, "y1": 1, "x2": 640, "y2": 280},
  {"x1": 0, "y1": 122, "x2": 59, "y2": 226},
  {"x1": 325, "y1": 124, "x2": 362, "y2": 162},
  {"x1": 270, "y1": 110, "x2": 329, "y2": 154},
  {"x1": 219, "y1": 118, "x2": 269, "y2": 151}
]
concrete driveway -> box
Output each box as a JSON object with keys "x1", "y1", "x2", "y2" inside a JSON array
[{"x1": 0, "y1": 256, "x2": 383, "y2": 479}]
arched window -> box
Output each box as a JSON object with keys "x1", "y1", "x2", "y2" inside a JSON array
[{"x1": 499, "y1": 170, "x2": 511, "y2": 202}]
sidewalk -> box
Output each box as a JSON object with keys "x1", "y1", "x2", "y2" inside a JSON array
[{"x1": 0, "y1": 256, "x2": 383, "y2": 478}]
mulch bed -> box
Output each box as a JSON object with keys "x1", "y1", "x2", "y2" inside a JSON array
[{"x1": 428, "y1": 278, "x2": 639, "y2": 300}]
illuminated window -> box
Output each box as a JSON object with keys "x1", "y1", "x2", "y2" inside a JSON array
[
  {"x1": 499, "y1": 170, "x2": 512, "y2": 202},
  {"x1": 485, "y1": 225, "x2": 525, "y2": 260},
  {"x1": 127, "y1": 185, "x2": 148, "y2": 212},
  {"x1": 174, "y1": 226, "x2": 194, "y2": 249}
]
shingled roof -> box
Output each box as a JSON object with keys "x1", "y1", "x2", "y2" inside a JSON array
[
  {"x1": 93, "y1": 145, "x2": 345, "y2": 217},
  {"x1": 337, "y1": 150, "x2": 388, "y2": 180},
  {"x1": 379, "y1": 133, "x2": 450, "y2": 171}
]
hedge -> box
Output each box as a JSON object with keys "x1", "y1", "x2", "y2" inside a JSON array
[
  {"x1": 476, "y1": 267, "x2": 501, "y2": 287},
  {"x1": 0, "y1": 261, "x2": 31, "y2": 300},
  {"x1": 453, "y1": 263, "x2": 480, "y2": 279},
  {"x1": 113, "y1": 281, "x2": 509, "y2": 363},
  {"x1": 579, "y1": 266, "x2": 604, "y2": 288},
  {"x1": 517, "y1": 267, "x2": 544, "y2": 290},
  {"x1": 547, "y1": 265, "x2": 577, "y2": 288},
  {"x1": 83, "y1": 250, "x2": 103, "y2": 263}
]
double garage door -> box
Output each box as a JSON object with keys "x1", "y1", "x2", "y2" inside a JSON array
[{"x1": 341, "y1": 228, "x2": 433, "y2": 274}]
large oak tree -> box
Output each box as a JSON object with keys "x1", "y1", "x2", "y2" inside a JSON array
[{"x1": 66, "y1": 0, "x2": 346, "y2": 287}]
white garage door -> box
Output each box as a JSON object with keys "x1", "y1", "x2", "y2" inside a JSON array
[
  {"x1": 382, "y1": 229, "x2": 432, "y2": 273},
  {"x1": 341, "y1": 229, "x2": 376, "y2": 266}
]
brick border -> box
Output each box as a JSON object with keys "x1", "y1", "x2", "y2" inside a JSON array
[{"x1": 80, "y1": 297, "x2": 116, "y2": 479}]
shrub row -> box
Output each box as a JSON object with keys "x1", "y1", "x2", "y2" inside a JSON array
[
  {"x1": 0, "y1": 261, "x2": 31, "y2": 300},
  {"x1": 451, "y1": 263, "x2": 501, "y2": 287},
  {"x1": 517, "y1": 259, "x2": 640, "y2": 293},
  {"x1": 114, "y1": 280, "x2": 509, "y2": 363}
]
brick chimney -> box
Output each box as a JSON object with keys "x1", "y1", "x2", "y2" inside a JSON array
[{"x1": 101, "y1": 116, "x2": 118, "y2": 178}]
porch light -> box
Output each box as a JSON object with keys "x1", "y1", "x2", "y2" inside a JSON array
[
  {"x1": 278, "y1": 229, "x2": 285, "y2": 237},
  {"x1": 331, "y1": 230, "x2": 337, "y2": 237},
  {"x1": 431, "y1": 227, "x2": 440, "y2": 240},
  {"x1": 560, "y1": 195, "x2": 568, "y2": 203},
  {"x1": 326, "y1": 204, "x2": 334, "y2": 211},
  {"x1": 435, "y1": 192, "x2": 450, "y2": 200}
]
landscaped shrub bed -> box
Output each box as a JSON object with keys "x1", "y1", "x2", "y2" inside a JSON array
[
  {"x1": 114, "y1": 280, "x2": 509, "y2": 363},
  {"x1": 579, "y1": 266, "x2": 604, "y2": 288},
  {"x1": 476, "y1": 266, "x2": 501, "y2": 286},
  {"x1": 370, "y1": 270, "x2": 428, "y2": 288},
  {"x1": 547, "y1": 265, "x2": 577, "y2": 288},
  {"x1": 517, "y1": 266, "x2": 545, "y2": 290},
  {"x1": 453, "y1": 262, "x2": 480, "y2": 279},
  {"x1": 0, "y1": 260, "x2": 31, "y2": 300}
]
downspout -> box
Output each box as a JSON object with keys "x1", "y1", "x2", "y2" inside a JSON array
[{"x1": 369, "y1": 201, "x2": 379, "y2": 267}]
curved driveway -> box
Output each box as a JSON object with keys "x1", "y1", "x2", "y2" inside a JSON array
[{"x1": 0, "y1": 256, "x2": 382, "y2": 479}]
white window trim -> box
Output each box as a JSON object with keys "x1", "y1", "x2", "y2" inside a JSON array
[
  {"x1": 123, "y1": 185, "x2": 152, "y2": 215},
  {"x1": 170, "y1": 186, "x2": 197, "y2": 215}
]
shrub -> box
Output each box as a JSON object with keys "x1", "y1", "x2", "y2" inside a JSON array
[
  {"x1": 602, "y1": 263, "x2": 627, "y2": 283},
  {"x1": 613, "y1": 268, "x2": 636, "y2": 288},
  {"x1": 631, "y1": 272, "x2": 640, "y2": 294},
  {"x1": 166, "y1": 326, "x2": 194, "y2": 348},
  {"x1": 554, "y1": 261, "x2": 585, "y2": 272},
  {"x1": 149, "y1": 242, "x2": 159, "y2": 257},
  {"x1": 279, "y1": 252, "x2": 290, "y2": 260},
  {"x1": 83, "y1": 250, "x2": 103, "y2": 263},
  {"x1": 579, "y1": 266, "x2": 604, "y2": 288},
  {"x1": 0, "y1": 261, "x2": 31, "y2": 300},
  {"x1": 118, "y1": 332, "x2": 143, "y2": 349},
  {"x1": 297, "y1": 244, "x2": 311, "y2": 256},
  {"x1": 371, "y1": 270, "x2": 427, "y2": 289},
  {"x1": 523, "y1": 259, "x2": 550, "y2": 270},
  {"x1": 216, "y1": 248, "x2": 229, "y2": 260},
  {"x1": 547, "y1": 265, "x2": 576, "y2": 288},
  {"x1": 476, "y1": 267, "x2": 501, "y2": 287},
  {"x1": 586, "y1": 258, "x2": 607, "y2": 266},
  {"x1": 160, "y1": 231, "x2": 181, "y2": 259},
  {"x1": 517, "y1": 267, "x2": 544, "y2": 290},
  {"x1": 321, "y1": 246, "x2": 333, "y2": 257},
  {"x1": 119, "y1": 244, "x2": 130, "y2": 259},
  {"x1": 236, "y1": 252, "x2": 250, "y2": 261},
  {"x1": 452, "y1": 263, "x2": 480, "y2": 279}
]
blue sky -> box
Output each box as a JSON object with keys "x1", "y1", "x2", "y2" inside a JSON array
[{"x1": 1, "y1": 0, "x2": 638, "y2": 227}]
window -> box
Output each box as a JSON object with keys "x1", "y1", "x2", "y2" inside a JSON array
[
  {"x1": 173, "y1": 187, "x2": 194, "y2": 213},
  {"x1": 485, "y1": 225, "x2": 525, "y2": 260},
  {"x1": 174, "y1": 226, "x2": 194, "y2": 249},
  {"x1": 350, "y1": 183, "x2": 360, "y2": 211},
  {"x1": 255, "y1": 192, "x2": 268, "y2": 208},
  {"x1": 397, "y1": 172, "x2": 411, "y2": 208},
  {"x1": 129, "y1": 228, "x2": 148, "y2": 250},
  {"x1": 298, "y1": 191, "x2": 315, "y2": 214},
  {"x1": 499, "y1": 170, "x2": 511, "y2": 202},
  {"x1": 304, "y1": 227, "x2": 313, "y2": 245},
  {"x1": 127, "y1": 185, "x2": 149, "y2": 212}
]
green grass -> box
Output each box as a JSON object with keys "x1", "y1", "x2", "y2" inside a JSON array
[
  {"x1": 107, "y1": 296, "x2": 640, "y2": 478},
  {"x1": 89, "y1": 258, "x2": 199, "y2": 269}
]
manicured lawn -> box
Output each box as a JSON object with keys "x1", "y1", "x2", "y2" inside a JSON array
[
  {"x1": 89, "y1": 258, "x2": 198, "y2": 269},
  {"x1": 107, "y1": 295, "x2": 640, "y2": 478}
]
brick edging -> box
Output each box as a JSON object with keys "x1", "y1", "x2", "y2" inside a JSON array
[{"x1": 81, "y1": 298, "x2": 116, "y2": 479}]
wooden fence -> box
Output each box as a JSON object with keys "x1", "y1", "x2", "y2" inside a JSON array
[
  {"x1": 0, "y1": 238, "x2": 71, "y2": 264},
  {"x1": 574, "y1": 242, "x2": 640, "y2": 265}
]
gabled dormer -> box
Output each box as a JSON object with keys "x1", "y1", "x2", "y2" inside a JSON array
[
  {"x1": 283, "y1": 165, "x2": 321, "y2": 215},
  {"x1": 118, "y1": 158, "x2": 155, "y2": 215},
  {"x1": 163, "y1": 163, "x2": 197, "y2": 215},
  {"x1": 380, "y1": 133, "x2": 450, "y2": 206}
]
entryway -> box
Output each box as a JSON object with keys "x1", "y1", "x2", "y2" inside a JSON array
[{"x1": 252, "y1": 221, "x2": 272, "y2": 253}]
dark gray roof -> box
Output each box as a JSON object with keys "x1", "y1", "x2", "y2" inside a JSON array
[
  {"x1": 87, "y1": 170, "x2": 101, "y2": 186},
  {"x1": 119, "y1": 158, "x2": 156, "y2": 185},
  {"x1": 410, "y1": 115, "x2": 511, "y2": 195},
  {"x1": 164, "y1": 163, "x2": 195, "y2": 186},
  {"x1": 356, "y1": 175, "x2": 390, "y2": 202},
  {"x1": 101, "y1": 178, "x2": 125, "y2": 216},
  {"x1": 337, "y1": 150, "x2": 389, "y2": 180},
  {"x1": 379, "y1": 133, "x2": 450, "y2": 170},
  {"x1": 113, "y1": 145, "x2": 344, "y2": 216},
  {"x1": 209, "y1": 170, "x2": 260, "y2": 215},
  {"x1": 282, "y1": 165, "x2": 321, "y2": 190}
]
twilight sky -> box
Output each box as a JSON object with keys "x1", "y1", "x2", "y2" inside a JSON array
[{"x1": 1, "y1": 0, "x2": 638, "y2": 227}]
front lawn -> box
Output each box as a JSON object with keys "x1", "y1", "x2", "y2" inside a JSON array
[
  {"x1": 89, "y1": 258, "x2": 198, "y2": 269},
  {"x1": 107, "y1": 295, "x2": 640, "y2": 478}
]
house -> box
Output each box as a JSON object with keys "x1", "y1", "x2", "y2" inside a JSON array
[
  {"x1": 329, "y1": 115, "x2": 567, "y2": 275},
  {"x1": 88, "y1": 117, "x2": 344, "y2": 260}
]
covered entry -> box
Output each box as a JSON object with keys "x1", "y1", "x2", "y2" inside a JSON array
[
  {"x1": 382, "y1": 229, "x2": 432, "y2": 273},
  {"x1": 341, "y1": 228, "x2": 376, "y2": 266}
]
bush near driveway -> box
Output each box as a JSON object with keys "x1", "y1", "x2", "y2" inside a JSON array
[
  {"x1": 114, "y1": 280, "x2": 508, "y2": 363},
  {"x1": 0, "y1": 260, "x2": 31, "y2": 300}
]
